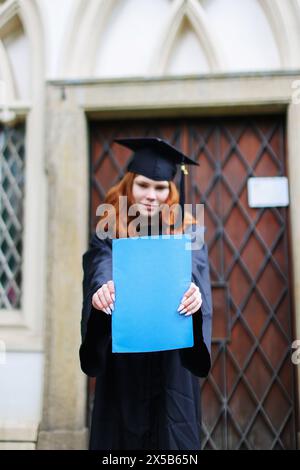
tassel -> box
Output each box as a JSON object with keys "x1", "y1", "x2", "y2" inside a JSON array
[{"x1": 179, "y1": 162, "x2": 188, "y2": 223}]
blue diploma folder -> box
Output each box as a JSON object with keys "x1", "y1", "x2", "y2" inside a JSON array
[{"x1": 112, "y1": 234, "x2": 193, "y2": 353}]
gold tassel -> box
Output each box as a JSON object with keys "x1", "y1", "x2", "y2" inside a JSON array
[{"x1": 181, "y1": 163, "x2": 188, "y2": 175}]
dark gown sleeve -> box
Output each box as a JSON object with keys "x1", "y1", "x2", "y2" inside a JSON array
[
  {"x1": 79, "y1": 232, "x2": 113, "y2": 377},
  {"x1": 179, "y1": 230, "x2": 213, "y2": 378}
]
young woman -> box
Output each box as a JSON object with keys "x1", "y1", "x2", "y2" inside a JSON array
[{"x1": 79, "y1": 138, "x2": 213, "y2": 450}]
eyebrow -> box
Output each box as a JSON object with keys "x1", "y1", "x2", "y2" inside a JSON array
[{"x1": 137, "y1": 180, "x2": 168, "y2": 187}]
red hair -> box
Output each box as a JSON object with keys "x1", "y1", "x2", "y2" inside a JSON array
[{"x1": 96, "y1": 172, "x2": 196, "y2": 238}]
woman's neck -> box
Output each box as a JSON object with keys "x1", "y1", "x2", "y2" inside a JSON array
[{"x1": 139, "y1": 214, "x2": 162, "y2": 236}]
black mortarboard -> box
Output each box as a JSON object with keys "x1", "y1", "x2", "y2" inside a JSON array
[{"x1": 114, "y1": 137, "x2": 199, "y2": 220}]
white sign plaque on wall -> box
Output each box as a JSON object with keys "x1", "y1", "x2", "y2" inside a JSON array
[{"x1": 247, "y1": 177, "x2": 289, "y2": 208}]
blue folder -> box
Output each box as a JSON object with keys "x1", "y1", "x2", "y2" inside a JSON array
[{"x1": 112, "y1": 234, "x2": 193, "y2": 353}]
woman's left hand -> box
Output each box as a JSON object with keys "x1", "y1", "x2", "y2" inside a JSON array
[{"x1": 177, "y1": 282, "x2": 202, "y2": 316}]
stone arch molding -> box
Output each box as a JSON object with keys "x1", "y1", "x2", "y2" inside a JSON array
[
  {"x1": 61, "y1": 0, "x2": 300, "y2": 78},
  {"x1": 60, "y1": 0, "x2": 118, "y2": 77},
  {"x1": 0, "y1": 0, "x2": 19, "y2": 108},
  {"x1": 149, "y1": 0, "x2": 226, "y2": 74},
  {"x1": 61, "y1": 0, "x2": 225, "y2": 76},
  {"x1": 257, "y1": 0, "x2": 300, "y2": 68},
  {"x1": 0, "y1": 0, "x2": 44, "y2": 114}
]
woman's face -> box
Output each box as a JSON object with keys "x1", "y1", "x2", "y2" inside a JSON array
[{"x1": 132, "y1": 175, "x2": 170, "y2": 217}]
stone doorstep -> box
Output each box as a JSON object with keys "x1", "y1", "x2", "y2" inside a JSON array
[
  {"x1": 0, "y1": 422, "x2": 39, "y2": 442},
  {"x1": 0, "y1": 426, "x2": 89, "y2": 450},
  {"x1": 0, "y1": 442, "x2": 36, "y2": 450},
  {"x1": 36, "y1": 428, "x2": 88, "y2": 450}
]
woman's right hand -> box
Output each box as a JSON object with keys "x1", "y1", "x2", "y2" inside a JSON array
[{"x1": 92, "y1": 280, "x2": 115, "y2": 315}]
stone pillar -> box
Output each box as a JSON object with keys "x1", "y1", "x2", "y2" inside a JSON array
[
  {"x1": 287, "y1": 102, "x2": 300, "y2": 449},
  {"x1": 37, "y1": 85, "x2": 89, "y2": 449}
]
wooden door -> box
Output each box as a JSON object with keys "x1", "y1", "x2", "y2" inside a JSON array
[{"x1": 88, "y1": 116, "x2": 297, "y2": 449}]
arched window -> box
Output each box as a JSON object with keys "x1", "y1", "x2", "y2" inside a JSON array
[{"x1": 0, "y1": 0, "x2": 45, "y2": 351}]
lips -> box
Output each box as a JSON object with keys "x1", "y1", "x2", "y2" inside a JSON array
[{"x1": 142, "y1": 204, "x2": 157, "y2": 209}]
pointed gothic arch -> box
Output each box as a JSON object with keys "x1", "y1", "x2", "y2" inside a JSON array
[
  {"x1": 0, "y1": 0, "x2": 44, "y2": 106},
  {"x1": 60, "y1": 0, "x2": 118, "y2": 77},
  {"x1": 258, "y1": 0, "x2": 300, "y2": 68},
  {"x1": 60, "y1": 0, "x2": 300, "y2": 78},
  {"x1": 149, "y1": 0, "x2": 226, "y2": 75}
]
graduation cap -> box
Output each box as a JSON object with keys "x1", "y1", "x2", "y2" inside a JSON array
[{"x1": 114, "y1": 137, "x2": 199, "y2": 220}]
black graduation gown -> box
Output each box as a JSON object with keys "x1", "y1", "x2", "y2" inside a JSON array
[{"x1": 79, "y1": 226, "x2": 213, "y2": 450}]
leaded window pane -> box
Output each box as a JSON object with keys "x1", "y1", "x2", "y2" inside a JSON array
[{"x1": 0, "y1": 124, "x2": 25, "y2": 309}]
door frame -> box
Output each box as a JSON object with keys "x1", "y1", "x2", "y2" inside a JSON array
[{"x1": 38, "y1": 72, "x2": 300, "y2": 449}]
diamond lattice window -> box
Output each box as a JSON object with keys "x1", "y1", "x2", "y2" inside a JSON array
[{"x1": 0, "y1": 124, "x2": 25, "y2": 309}]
